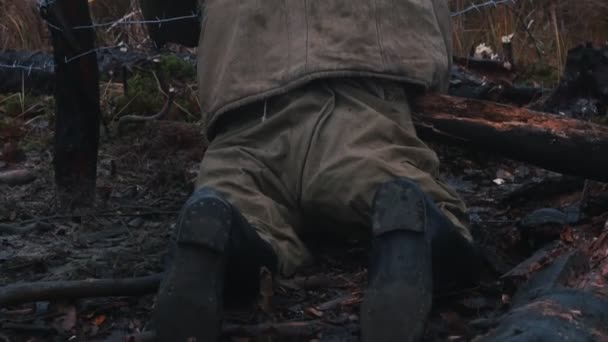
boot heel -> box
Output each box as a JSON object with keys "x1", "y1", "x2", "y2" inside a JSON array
[
  {"x1": 362, "y1": 179, "x2": 434, "y2": 342},
  {"x1": 154, "y1": 189, "x2": 233, "y2": 342}
]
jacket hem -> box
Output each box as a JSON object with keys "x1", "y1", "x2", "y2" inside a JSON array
[{"x1": 203, "y1": 70, "x2": 434, "y2": 135}]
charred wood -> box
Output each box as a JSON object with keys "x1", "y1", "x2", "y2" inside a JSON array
[{"x1": 413, "y1": 94, "x2": 608, "y2": 182}]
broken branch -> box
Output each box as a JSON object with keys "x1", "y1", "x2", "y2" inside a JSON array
[
  {"x1": 0, "y1": 222, "x2": 53, "y2": 237},
  {"x1": 117, "y1": 91, "x2": 176, "y2": 134},
  {"x1": 121, "y1": 320, "x2": 327, "y2": 342},
  {"x1": 0, "y1": 274, "x2": 163, "y2": 308},
  {"x1": 0, "y1": 169, "x2": 36, "y2": 186}
]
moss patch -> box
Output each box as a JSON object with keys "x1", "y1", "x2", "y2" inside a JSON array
[
  {"x1": 157, "y1": 55, "x2": 196, "y2": 81},
  {"x1": 115, "y1": 72, "x2": 164, "y2": 116},
  {"x1": 114, "y1": 54, "x2": 198, "y2": 118}
]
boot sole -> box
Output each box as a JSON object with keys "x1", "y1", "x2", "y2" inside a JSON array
[
  {"x1": 154, "y1": 190, "x2": 233, "y2": 342},
  {"x1": 361, "y1": 179, "x2": 433, "y2": 342}
]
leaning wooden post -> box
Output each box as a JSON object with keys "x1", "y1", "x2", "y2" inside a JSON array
[{"x1": 40, "y1": 0, "x2": 101, "y2": 209}]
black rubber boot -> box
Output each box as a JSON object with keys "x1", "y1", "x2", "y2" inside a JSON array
[
  {"x1": 153, "y1": 188, "x2": 278, "y2": 342},
  {"x1": 361, "y1": 178, "x2": 480, "y2": 342}
]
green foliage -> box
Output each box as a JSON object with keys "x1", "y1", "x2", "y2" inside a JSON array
[
  {"x1": 158, "y1": 55, "x2": 196, "y2": 81},
  {"x1": 1, "y1": 93, "x2": 54, "y2": 118},
  {"x1": 114, "y1": 55, "x2": 197, "y2": 117},
  {"x1": 115, "y1": 72, "x2": 164, "y2": 116}
]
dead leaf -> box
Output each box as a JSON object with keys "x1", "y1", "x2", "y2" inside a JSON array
[
  {"x1": 61, "y1": 305, "x2": 78, "y2": 332},
  {"x1": 560, "y1": 227, "x2": 575, "y2": 243},
  {"x1": 93, "y1": 314, "x2": 106, "y2": 327}
]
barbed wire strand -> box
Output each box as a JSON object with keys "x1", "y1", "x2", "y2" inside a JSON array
[
  {"x1": 72, "y1": 14, "x2": 199, "y2": 30},
  {"x1": 451, "y1": 0, "x2": 516, "y2": 17},
  {"x1": 0, "y1": 0, "x2": 515, "y2": 72},
  {"x1": 0, "y1": 62, "x2": 51, "y2": 74}
]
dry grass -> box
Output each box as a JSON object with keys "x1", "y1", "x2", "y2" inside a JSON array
[
  {"x1": 0, "y1": 0, "x2": 146, "y2": 52},
  {"x1": 0, "y1": 0, "x2": 49, "y2": 51},
  {"x1": 0, "y1": 0, "x2": 606, "y2": 74}
]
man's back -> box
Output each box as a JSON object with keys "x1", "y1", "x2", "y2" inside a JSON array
[{"x1": 197, "y1": 0, "x2": 453, "y2": 127}]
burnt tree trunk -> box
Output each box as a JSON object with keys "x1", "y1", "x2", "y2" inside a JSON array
[
  {"x1": 413, "y1": 94, "x2": 608, "y2": 182},
  {"x1": 41, "y1": 0, "x2": 100, "y2": 208}
]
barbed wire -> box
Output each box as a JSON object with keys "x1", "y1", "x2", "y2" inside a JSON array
[
  {"x1": 0, "y1": 62, "x2": 53, "y2": 74},
  {"x1": 451, "y1": 0, "x2": 516, "y2": 17},
  {"x1": 72, "y1": 13, "x2": 199, "y2": 31},
  {"x1": 0, "y1": 0, "x2": 516, "y2": 73}
]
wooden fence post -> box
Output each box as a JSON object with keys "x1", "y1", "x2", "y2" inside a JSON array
[{"x1": 40, "y1": 0, "x2": 100, "y2": 209}]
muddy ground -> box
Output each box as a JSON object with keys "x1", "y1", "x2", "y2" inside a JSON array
[{"x1": 1, "y1": 60, "x2": 608, "y2": 341}]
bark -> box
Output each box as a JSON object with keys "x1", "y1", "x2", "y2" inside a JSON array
[
  {"x1": 42, "y1": 0, "x2": 101, "y2": 208},
  {"x1": 413, "y1": 94, "x2": 608, "y2": 182}
]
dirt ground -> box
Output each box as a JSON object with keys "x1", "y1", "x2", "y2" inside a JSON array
[{"x1": 1, "y1": 68, "x2": 608, "y2": 341}]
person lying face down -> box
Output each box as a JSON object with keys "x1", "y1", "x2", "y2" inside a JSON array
[{"x1": 140, "y1": 1, "x2": 482, "y2": 341}]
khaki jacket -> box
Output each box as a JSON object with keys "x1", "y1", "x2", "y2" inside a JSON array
[{"x1": 198, "y1": 0, "x2": 453, "y2": 130}]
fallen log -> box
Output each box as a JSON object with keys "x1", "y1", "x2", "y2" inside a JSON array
[{"x1": 413, "y1": 94, "x2": 608, "y2": 182}]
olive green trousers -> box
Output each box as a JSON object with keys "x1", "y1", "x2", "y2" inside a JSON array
[{"x1": 196, "y1": 78, "x2": 470, "y2": 276}]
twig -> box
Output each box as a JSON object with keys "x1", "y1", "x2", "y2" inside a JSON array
[
  {"x1": 0, "y1": 169, "x2": 36, "y2": 186},
  {"x1": 117, "y1": 91, "x2": 175, "y2": 134},
  {"x1": 1, "y1": 322, "x2": 55, "y2": 333},
  {"x1": 121, "y1": 321, "x2": 327, "y2": 342},
  {"x1": 0, "y1": 274, "x2": 163, "y2": 308},
  {"x1": 0, "y1": 222, "x2": 54, "y2": 237},
  {"x1": 223, "y1": 320, "x2": 326, "y2": 337},
  {"x1": 316, "y1": 293, "x2": 353, "y2": 311},
  {"x1": 507, "y1": 6, "x2": 545, "y2": 62},
  {"x1": 6, "y1": 209, "x2": 178, "y2": 226}
]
